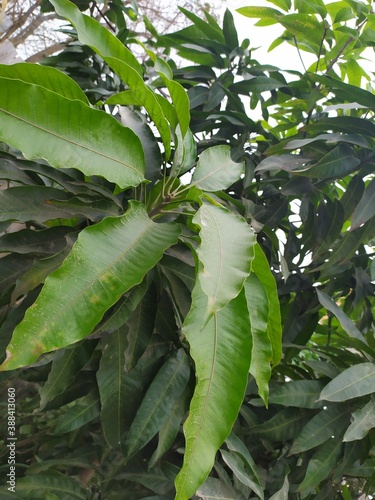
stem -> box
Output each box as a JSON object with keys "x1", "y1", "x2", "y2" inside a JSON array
[{"x1": 293, "y1": 35, "x2": 307, "y2": 73}]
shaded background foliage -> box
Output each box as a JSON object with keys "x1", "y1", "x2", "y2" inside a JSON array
[{"x1": 0, "y1": 0, "x2": 374, "y2": 498}]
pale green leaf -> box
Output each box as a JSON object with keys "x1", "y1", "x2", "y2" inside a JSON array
[
  {"x1": 50, "y1": 0, "x2": 172, "y2": 158},
  {"x1": 237, "y1": 6, "x2": 282, "y2": 21},
  {"x1": 220, "y1": 450, "x2": 264, "y2": 499},
  {"x1": 0, "y1": 78, "x2": 145, "y2": 189},
  {"x1": 320, "y1": 363, "x2": 375, "y2": 402},
  {"x1": 125, "y1": 348, "x2": 190, "y2": 458},
  {"x1": 225, "y1": 433, "x2": 264, "y2": 489},
  {"x1": 343, "y1": 396, "x2": 375, "y2": 442},
  {"x1": 0, "y1": 62, "x2": 89, "y2": 103},
  {"x1": 0, "y1": 202, "x2": 180, "y2": 370},
  {"x1": 196, "y1": 477, "x2": 245, "y2": 500},
  {"x1": 192, "y1": 145, "x2": 244, "y2": 191},
  {"x1": 193, "y1": 203, "x2": 255, "y2": 319},
  {"x1": 289, "y1": 404, "x2": 349, "y2": 454},
  {"x1": 175, "y1": 286, "x2": 252, "y2": 500},
  {"x1": 297, "y1": 437, "x2": 343, "y2": 492}
]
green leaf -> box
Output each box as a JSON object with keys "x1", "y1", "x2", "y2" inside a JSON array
[
  {"x1": 223, "y1": 9, "x2": 239, "y2": 50},
  {"x1": 196, "y1": 477, "x2": 246, "y2": 500},
  {"x1": 14, "y1": 473, "x2": 87, "y2": 499},
  {"x1": 252, "y1": 244, "x2": 282, "y2": 367},
  {"x1": 250, "y1": 408, "x2": 308, "y2": 441},
  {"x1": 124, "y1": 285, "x2": 157, "y2": 371},
  {"x1": 269, "y1": 474, "x2": 289, "y2": 500},
  {"x1": 245, "y1": 274, "x2": 273, "y2": 405},
  {"x1": 0, "y1": 227, "x2": 71, "y2": 255},
  {"x1": 171, "y1": 126, "x2": 197, "y2": 177},
  {"x1": 192, "y1": 145, "x2": 244, "y2": 191},
  {"x1": 193, "y1": 203, "x2": 255, "y2": 319},
  {"x1": 125, "y1": 348, "x2": 190, "y2": 458},
  {"x1": 175, "y1": 286, "x2": 252, "y2": 500},
  {"x1": 316, "y1": 290, "x2": 368, "y2": 344},
  {"x1": 290, "y1": 404, "x2": 349, "y2": 454},
  {"x1": 0, "y1": 62, "x2": 89, "y2": 104},
  {"x1": 237, "y1": 6, "x2": 282, "y2": 22},
  {"x1": 0, "y1": 202, "x2": 180, "y2": 370},
  {"x1": 55, "y1": 389, "x2": 100, "y2": 433},
  {"x1": 0, "y1": 78, "x2": 145, "y2": 189},
  {"x1": 50, "y1": 0, "x2": 172, "y2": 158},
  {"x1": 39, "y1": 342, "x2": 96, "y2": 410},
  {"x1": 320, "y1": 363, "x2": 375, "y2": 402},
  {"x1": 344, "y1": 396, "x2": 375, "y2": 442},
  {"x1": 294, "y1": 144, "x2": 360, "y2": 179},
  {"x1": 297, "y1": 437, "x2": 343, "y2": 492},
  {"x1": 220, "y1": 450, "x2": 264, "y2": 499},
  {"x1": 225, "y1": 433, "x2": 264, "y2": 489},
  {"x1": 351, "y1": 177, "x2": 375, "y2": 230},
  {"x1": 269, "y1": 380, "x2": 325, "y2": 409}
]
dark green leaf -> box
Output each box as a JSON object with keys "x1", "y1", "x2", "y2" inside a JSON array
[{"x1": 320, "y1": 363, "x2": 375, "y2": 402}]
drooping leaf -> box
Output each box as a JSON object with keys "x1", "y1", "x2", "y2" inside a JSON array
[
  {"x1": 0, "y1": 78, "x2": 145, "y2": 189},
  {"x1": 351, "y1": 177, "x2": 375, "y2": 230},
  {"x1": 320, "y1": 363, "x2": 375, "y2": 402},
  {"x1": 244, "y1": 274, "x2": 273, "y2": 405},
  {"x1": 344, "y1": 396, "x2": 375, "y2": 442},
  {"x1": 225, "y1": 433, "x2": 264, "y2": 489},
  {"x1": 297, "y1": 437, "x2": 343, "y2": 492},
  {"x1": 39, "y1": 341, "x2": 96, "y2": 410},
  {"x1": 196, "y1": 477, "x2": 246, "y2": 500},
  {"x1": 193, "y1": 203, "x2": 255, "y2": 320},
  {"x1": 0, "y1": 202, "x2": 180, "y2": 371},
  {"x1": 50, "y1": 0, "x2": 172, "y2": 158},
  {"x1": 289, "y1": 404, "x2": 350, "y2": 454},
  {"x1": 125, "y1": 348, "x2": 190, "y2": 458},
  {"x1": 0, "y1": 62, "x2": 89, "y2": 103},
  {"x1": 192, "y1": 145, "x2": 244, "y2": 191},
  {"x1": 175, "y1": 286, "x2": 252, "y2": 500},
  {"x1": 220, "y1": 450, "x2": 264, "y2": 499}
]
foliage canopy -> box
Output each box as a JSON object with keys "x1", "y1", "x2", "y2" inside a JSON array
[{"x1": 0, "y1": 0, "x2": 374, "y2": 498}]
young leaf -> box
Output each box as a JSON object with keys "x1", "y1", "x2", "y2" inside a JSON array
[
  {"x1": 320, "y1": 363, "x2": 375, "y2": 402},
  {"x1": 193, "y1": 203, "x2": 256, "y2": 319},
  {"x1": 175, "y1": 285, "x2": 252, "y2": 500},
  {"x1": 0, "y1": 78, "x2": 145, "y2": 189},
  {"x1": 0, "y1": 202, "x2": 180, "y2": 371},
  {"x1": 125, "y1": 348, "x2": 190, "y2": 458},
  {"x1": 192, "y1": 145, "x2": 245, "y2": 191}
]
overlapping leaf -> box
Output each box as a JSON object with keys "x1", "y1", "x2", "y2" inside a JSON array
[
  {"x1": 0, "y1": 202, "x2": 180, "y2": 370},
  {"x1": 0, "y1": 78, "x2": 145, "y2": 189},
  {"x1": 175, "y1": 285, "x2": 252, "y2": 499}
]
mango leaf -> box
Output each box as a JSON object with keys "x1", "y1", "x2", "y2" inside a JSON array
[
  {"x1": 351, "y1": 177, "x2": 375, "y2": 230},
  {"x1": 54, "y1": 389, "x2": 100, "y2": 433},
  {"x1": 39, "y1": 341, "x2": 96, "y2": 410},
  {"x1": 171, "y1": 126, "x2": 197, "y2": 177},
  {"x1": 237, "y1": 6, "x2": 282, "y2": 21},
  {"x1": 193, "y1": 203, "x2": 255, "y2": 321},
  {"x1": 225, "y1": 433, "x2": 264, "y2": 489},
  {"x1": 0, "y1": 202, "x2": 180, "y2": 371},
  {"x1": 0, "y1": 227, "x2": 71, "y2": 255},
  {"x1": 175, "y1": 286, "x2": 252, "y2": 500},
  {"x1": 297, "y1": 437, "x2": 343, "y2": 492},
  {"x1": 250, "y1": 408, "x2": 308, "y2": 441},
  {"x1": 124, "y1": 285, "x2": 157, "y2": 371},
  {"x1": 0, "y1": 62, "x2": 89, "y2": 103},
  {"x1": 192, "y1": 145, "x2": 244, "y2": 191},
  {"x1": 343, "y1": 396, "x2": 375, "y2": 442},
  {"x1": 319, "y1": 363, "x2": 375, "y2": 402},
  {"x1": 245, "y1": 274, "x2": 273, "y2": 405},
  {"x1": 14, "y1": 473, "x2": 88, "y2": 499},
  {"x1": 289, "y1": 404, "x2": 349, "y2": 454},
  {"x1": 220, "y1": 450, "x2": 264, "y2": 499},
  {"x1": 316, "y1": 290, "x2": 368, "y2": 344},
  {"x1": 268, "y1": 380, "x2": 325, "y2": 409},
  {"x1": 50, "y1": 0, "x2": 172, "y2": 158},
  {"x1": 0, "y1": 78, "x2": 145, "y2": 189},
  {"x1": 252, "y1": 244, "x2": 282, "y2": 366},
  {"x1": 196, "y1": 477, "x2": 246, "y2": 500},
  {"x1": 269, "y1": 474, "x2": 289, "y2": 500},
  {"x1": 125, "y1": 348, "x2": 190, "y2": 458}
]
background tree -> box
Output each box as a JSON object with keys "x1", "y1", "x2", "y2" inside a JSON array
[{"x1": 0, "y1": 0, "x2": 374, "y2": 499}]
